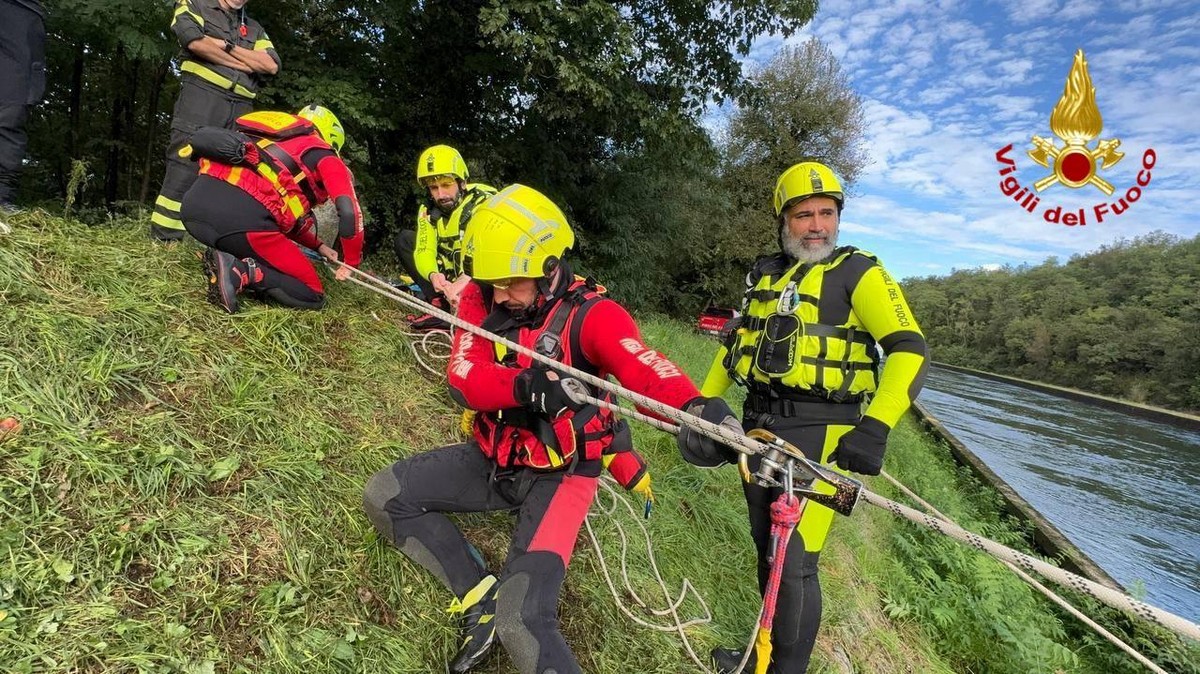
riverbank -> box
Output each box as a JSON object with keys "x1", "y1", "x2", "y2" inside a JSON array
[{"x1": 1, "y1": 212, "x2": 1195, "y2": 672}]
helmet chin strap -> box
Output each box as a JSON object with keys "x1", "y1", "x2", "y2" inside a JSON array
[
  {"x1": 509, "y1": 263, "x2": 570, "y2": 326},
  {"x1": 451, "y1": 179, "x2": 466, "y2": 209}
]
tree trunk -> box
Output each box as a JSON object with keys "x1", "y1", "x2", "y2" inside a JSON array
[
  {"x1": 139, "y1": 60, "x2": 170, "y2": 204},
  {"x1": 104, "y1": 45, "x2": 126, "y2": 208},
  {"x1": 123, "y1": 60, "x2": 141, "y2": 202}
]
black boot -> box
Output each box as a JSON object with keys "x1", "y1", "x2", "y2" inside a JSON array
[
  {"x1": 447, "y1": 575, "x2": 499, "y2": 673},
  {"x1": 712, "y1": 646, "x2": 756, "y2": 673},
  {"x1": 203, "y1": 248, "x2": 261, "y2": 314}
]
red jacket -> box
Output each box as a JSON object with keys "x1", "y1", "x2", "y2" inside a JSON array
[{"x1": 448, "y1": 278, "x2": 700, "y2": 471}]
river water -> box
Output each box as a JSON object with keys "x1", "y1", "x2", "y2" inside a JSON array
[{"x1": 917, "y1": 366, "x2": 1200, "y2": 623}]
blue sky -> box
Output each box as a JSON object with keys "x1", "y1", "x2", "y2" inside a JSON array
[{"x1": 719, "y1": 0, "x2": 1200, "y2": 281}]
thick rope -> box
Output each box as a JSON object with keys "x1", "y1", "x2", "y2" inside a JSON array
[
  {"x1": 880, "y1": 471, "x2": 1169, "y2": 674},
  {"x1": 338, "y1": 266, "x2": 847, "y2": 491},
  {"x1": 335, "y1": 262, "x2": 1200, "y2": 644}
]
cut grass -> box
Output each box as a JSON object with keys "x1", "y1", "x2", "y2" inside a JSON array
[{"x1": 1, "y1": 211, "x2": 1194, "y2": 672}]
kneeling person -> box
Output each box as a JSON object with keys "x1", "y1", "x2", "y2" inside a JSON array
[
  {"x1": 396, "y1": 144, "x2": 495, "y2": 329},
  {"x1": 180, "y1": 105, "x2": 363, "y2": 313}
]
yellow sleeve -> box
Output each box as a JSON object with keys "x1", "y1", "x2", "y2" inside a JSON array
[
  {"x1": 850, "y1": 264, "x2": 928, "y2": 428},
  {"x1": 699, "y1": 346, "x2": 734, "y2": 398},
  {"x1": 413, "y1": 206, "x2": 439, "y2": 281}
]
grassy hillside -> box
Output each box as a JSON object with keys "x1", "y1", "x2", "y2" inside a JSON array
[{"x1": 1, "y1": 211, "x2": 1194, "y2": 673}]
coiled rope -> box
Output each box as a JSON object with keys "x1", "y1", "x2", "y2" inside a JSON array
[
  {"x1": 586, "y1": 477, "x2": 717, "y2": 672},
  {"x1": 334, "y1": 262, "x2": 1200, "y2": 646},
  {"x1": 394, "y1": 321, "x2": 453, "y2": 377}
]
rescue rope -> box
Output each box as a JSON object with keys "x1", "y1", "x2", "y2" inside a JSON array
[
  {"x1": 879, "y1": 471, "x2": 1170, "y2": 674},
  {"x1": 573, "y1": 390, "x2": 1200, "y2": 645},
  {"x1": 334, "y1": 262, "x2": 1200, "y2": 645},
  {"x1": 340, "y1": 265, "x2": 861, "y2": 509},
  {"x1": 586, "y1": 477, "x2": 716, "y2": 672},
  {"x1": 393, "y1": 321, "x2": 453, "y2": 376}
]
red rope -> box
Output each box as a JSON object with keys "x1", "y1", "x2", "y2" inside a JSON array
[{"x1": 759, "y1": 493, "x2": 804, "y2": 630}]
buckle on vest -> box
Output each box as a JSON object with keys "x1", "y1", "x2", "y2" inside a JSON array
[{"x1": 535, "y1": 332, "x2": 563, "y2": 359}]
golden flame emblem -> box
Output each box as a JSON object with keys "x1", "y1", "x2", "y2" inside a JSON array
[{"x1": 1027, "y1": 50, "x2": 1124, "y2": 195}]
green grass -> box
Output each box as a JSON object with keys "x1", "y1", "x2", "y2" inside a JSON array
[{"x1": 1, "y1": 211, "x2": 1195, "y2": 673}]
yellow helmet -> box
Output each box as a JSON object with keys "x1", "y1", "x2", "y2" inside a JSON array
[
  {"x1": 463, "y1": 184, "x2": 575, "y2": 281},
  {"x1": 773, "y1": 162, "x2": 844, "y2": 216},
  {"x1": 416, "y1": 145, "x2": 469, "y2": 185},
  {"x1": 297, "y1": 105, "x2": 345, "y2": 153}
]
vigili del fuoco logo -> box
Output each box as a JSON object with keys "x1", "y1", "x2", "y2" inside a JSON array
[{"x1": 994, "y1": 49, "x2": 1157, "y2": 226}]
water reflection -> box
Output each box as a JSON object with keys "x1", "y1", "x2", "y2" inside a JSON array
[{"x1": 919, "y1": 366, "x2": 1200, "y2": 623}]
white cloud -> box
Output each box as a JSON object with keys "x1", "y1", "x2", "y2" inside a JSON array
[
  {"x1": 1059, "y1": 0, "x2": 1100, "y2": 20},
  {"x1": 729, "y1": 2, "x2": 1197, "y2": 280}
]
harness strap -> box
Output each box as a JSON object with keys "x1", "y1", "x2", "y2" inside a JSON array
[
  {"x1": 738, "y1": 317, "x2": 873, "y2": 346},
  {"x1": 256, "y1": 140, "x2": 320, "y2": 208},
  {"x1": 435, "y1": 191, "x2": 488, "y2": 270}
]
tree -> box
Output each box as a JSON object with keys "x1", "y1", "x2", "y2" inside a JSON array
[
  {"x1": 25, "y1": 0, "x2": 829, "y2": 315},
  {"x1": 708, "y1": 37, "x2": 869, "y2": 299},
  {"x1": 904, "y1": 233, "x2": 1200, "y2": 412},
  {"x1": 723, "y1": 38, "x2": 868, "y2": 185}
]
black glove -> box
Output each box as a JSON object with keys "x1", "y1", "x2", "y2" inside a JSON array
[
  {"x1": 514, "y1": 367, "x2": 586, "y2": 417},
  {"x1": 676, "y1": 396, "x2": 741, "y2": 467},
  {"x1": 829, "y1": 416, "x2": 890, "y2": 476}
]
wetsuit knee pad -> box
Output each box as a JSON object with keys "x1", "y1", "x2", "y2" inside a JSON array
[
  {"x1": 496, "y1": 552, "x2": 576, "y2": 674},
  {"x1": 362, "y1": 466, "x2": 404, "y2": 541}
]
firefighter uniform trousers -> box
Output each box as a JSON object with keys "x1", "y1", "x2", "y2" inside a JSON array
[
  {"x1": 150, "y1": 81, "x2": 251, "y2": 238},
  {"x1": 0, "y1": 0, "x2": 45, "y2": 205}
]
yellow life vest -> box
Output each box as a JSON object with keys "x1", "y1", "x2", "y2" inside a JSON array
[
  {"x1": 424, "y1": 184, "x2": 497, "y2": 275},
  {"x1": 724, "y1": 248, "x2": 880, "y2": 402}
]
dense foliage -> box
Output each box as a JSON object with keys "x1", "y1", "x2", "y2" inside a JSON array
[
  {"x1": 904, "y1": 232, "x2": 1200, "y2": 412},
  {"x1": 23, "y1": 0, "x2": 868, "y2": 316}
]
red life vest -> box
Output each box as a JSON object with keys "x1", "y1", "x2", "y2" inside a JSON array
[
  {"x1": 473, "y1": 279, "x2": 618, "y2": 470},
  {"x1": 197, "y1": 111, "x2": 331, "y2": 231}
]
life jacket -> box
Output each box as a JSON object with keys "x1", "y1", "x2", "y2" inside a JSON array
[
  {"x1": 472, "y1": 277, "x2": 618, "y2": 470},
  {"x1": 420, "y1": 184, "x2": 497, "y2": 275},
  {"x1": 196, "y1": 111, "x2": 330, "y2": 231},
  {"x1": 723, "y1": 247, "x2": 881, "y2": 403}
]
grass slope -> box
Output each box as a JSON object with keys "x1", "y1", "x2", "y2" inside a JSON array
[{"x1": 1, "y1": 212, "x2": 1193, "y2": 673}]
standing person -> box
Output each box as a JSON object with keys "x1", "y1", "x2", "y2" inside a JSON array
[
  {"x1": 180, "y1": 106, "x2": 362, "y2": 313},
  {"x1": 0, "y1": 0, "x2": 45, "y2": 213},
  {"x1": 364, "y1": 184, "x2": 736, "y2": 674},
  {"x1": 685, "y1": 161, "x2": 928, "y2": 672},
  {"x1": 394, "y1": 144, "x2": 495, "y2": 329},
  {"x1": 150, "y1": 0, "x2": 280, "y2": 241}
]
